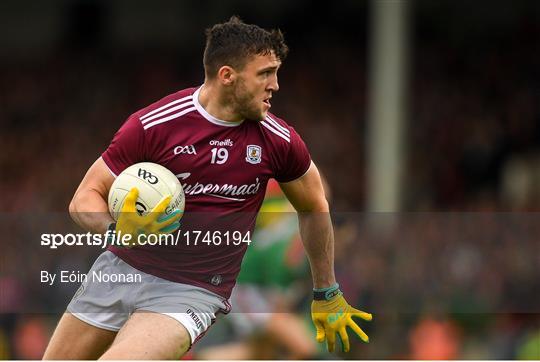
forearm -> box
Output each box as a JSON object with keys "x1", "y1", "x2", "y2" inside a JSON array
[
  {"x1": 69, "y1": 189, "x2": 114, "y2": 234},
  {"x1": 298, "y1": 212, "x2": 336, "y2": 289},
  {"x1": 281, "y1": 163, "x2": 371, "y2": 352}
]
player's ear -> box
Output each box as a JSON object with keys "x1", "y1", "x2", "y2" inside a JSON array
[{"x1": 217, "y1": 65, "x2": 236, "y2": 86}]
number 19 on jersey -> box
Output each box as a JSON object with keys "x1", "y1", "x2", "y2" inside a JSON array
[{"x1": 210, "y1": 148, "x2": 228, "y2": 164}]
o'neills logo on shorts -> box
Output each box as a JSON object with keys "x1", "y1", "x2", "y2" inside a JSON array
[
  {"x1": 186, "y1": 308, "x2": 203, "y2": 329},
  {"x1": 176, "y1": 173, "x2": 260, "y2": 202}
]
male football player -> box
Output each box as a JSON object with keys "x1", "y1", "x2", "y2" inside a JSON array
[{"x1": 43, "y1": 16, "x2": 371, "y2": 360}]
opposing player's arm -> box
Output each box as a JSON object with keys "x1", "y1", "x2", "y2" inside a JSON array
[
  {"x1": 69, "y1": 157, "x2": 115, "y2": 234},
  {"x1": 279, "y1": 161, "x2": 336, "y2": 288}
]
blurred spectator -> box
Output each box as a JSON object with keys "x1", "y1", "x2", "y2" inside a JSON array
[
  {"x1": 13, "y1": 317, "x2": 49, "y2": 360},
  {"x1": 409, "y1": 317, "x2": 461, "y2": 359}
]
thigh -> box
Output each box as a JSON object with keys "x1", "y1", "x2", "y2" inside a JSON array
[
  {"x1": 43, "y1": 313, "x2": 117, "y2": 360},
  {"x1": 67, "y1": 251, "x2": 134, "y2": 331},
  {"x1": 99, "y1": 311, "x2": 191, "y2": 360}
]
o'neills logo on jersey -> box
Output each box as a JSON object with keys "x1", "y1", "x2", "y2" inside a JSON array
[
  {"x1": 176, "y1": 173, "x2": 260, "y2": 202},
  {"x1": 209, "y1": 139, "x2": 234, "y2": 147}
]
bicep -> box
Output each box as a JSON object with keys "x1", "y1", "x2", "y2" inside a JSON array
[{"x1": 279, "y1": 161, "x2": 329, "y2": 212}]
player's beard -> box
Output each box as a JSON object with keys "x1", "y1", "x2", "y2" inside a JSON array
[{"x1": 233, "y1": 77, "x2": 265, "y2": 122}]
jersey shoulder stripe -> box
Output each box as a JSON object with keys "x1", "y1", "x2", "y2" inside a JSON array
[
  {"x1": 141, "y1": 99, "x2": 194, "y2": 125},
  {"x1": 143, "y1": 104, "x2": 196, "y2": 130},
  {"x1": 140, "y1": 95, "x2": 193, "y2": 122},
  {"x1": 265, "y1": 115, "x2": 290, "y2": 136},
  {"x1": 136, "y1": 89, "x2": 198, "y2": 131},
  {"x1": 261, "y1": 120, "x2": 291, "y2": 142}
]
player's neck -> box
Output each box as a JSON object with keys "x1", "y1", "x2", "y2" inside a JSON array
[{"x1": 198, "y1": 83, "x2": 244, "y2": 123}]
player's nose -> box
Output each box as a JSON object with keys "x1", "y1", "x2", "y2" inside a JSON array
[{"x1": 267, "y1": 75, "x2": 279, "y2": 92}]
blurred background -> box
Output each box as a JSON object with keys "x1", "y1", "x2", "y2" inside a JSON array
[{"x1": 0, "y1": 0, "x2": 539, "y2": 359}]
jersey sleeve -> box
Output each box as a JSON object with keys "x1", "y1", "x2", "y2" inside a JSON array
[
  {"x1": 274, "y1": 126, "x2": 312, "y2": 183},
  {"x1": 101, "y1": 115, "x2": 146, "y2": 176}
]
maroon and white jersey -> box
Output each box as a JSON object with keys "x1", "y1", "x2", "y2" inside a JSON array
[{"x1": 102, "y1": 86, "x2": 311, "y2": 298}]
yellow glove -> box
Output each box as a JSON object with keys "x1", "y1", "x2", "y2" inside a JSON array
[
  {"x1": 113, "y1": 187, "x2": 183, "y2": 247},
  {"x1": 311, "y1": 284, "x2": 372, "y2": 352}
]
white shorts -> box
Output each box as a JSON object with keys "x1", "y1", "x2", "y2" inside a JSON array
[{"x1": 67, "y1": 251, "x2": 230, "y2": 345}]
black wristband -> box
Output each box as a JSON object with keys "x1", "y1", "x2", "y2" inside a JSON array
[{"x1": 313, "y1": 283, "x2": 342, "y2": 301}]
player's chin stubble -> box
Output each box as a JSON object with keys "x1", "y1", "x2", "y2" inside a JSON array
[
  {"x1": 244, "y1": 106, "x2": 265, "y2": 122},
  {"x1": 233, "y1": 85, "x2": 264, "y2": 121}
]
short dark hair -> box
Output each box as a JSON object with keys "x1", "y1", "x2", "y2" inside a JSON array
[{"x1": 203, "y1": 16, "x2": 288, "y2": 79}]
